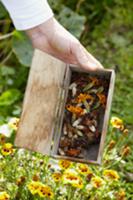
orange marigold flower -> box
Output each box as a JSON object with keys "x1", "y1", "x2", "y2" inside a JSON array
[
  {"x1": 103, "y1": 169, "x2": 119, "y2": 181},
  {"x1": 121, "y1": 146, "x2": 131, "y2": 157},
  {"x1": 66, "y1": 105, "x2": 84, "y2": 116},
  {"x1": 91, "y1": 176, "x2": 104, "y2": 188},
  {"x1": 59, "y1": 159, "x2": 72, "y2": 170}
]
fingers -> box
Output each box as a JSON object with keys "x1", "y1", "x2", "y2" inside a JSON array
[{"x1": 72, "y1": 41, "x2": 103, "y2": 71}]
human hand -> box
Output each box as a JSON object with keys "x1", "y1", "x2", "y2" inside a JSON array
[{"x1": 26, "y1": 17, "x2": 103, "y2": 70}]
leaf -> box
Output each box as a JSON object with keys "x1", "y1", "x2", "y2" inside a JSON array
[
  {"x1": 57, "y1": 6, "x2": 86, "y2": 39},
  {"x1": 93, "y1": 101, "x2": 100, "y2": 110},
  {"x1": 83, "y1": 82, "x2": 94, "y2": 92},
  {"x1": 0, "y1": 89, "x2": 21, "y2": 106},
  {"x1": 0, "y1": 65, "x2": 15, "y2": 76},
  {"x1": 97, "y1": 86, "x2": 104, "y2": 93},
  {"x1": 0, "y1": 2, "x2": 8, "y2": 19},
  {"x1": 12, "y1": 31, "x2": 33, "y2": 67}
]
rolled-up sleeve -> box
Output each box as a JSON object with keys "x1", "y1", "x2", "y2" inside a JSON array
[{"x1": 1, "y1": 0, "x2": 54, "y2": 30}]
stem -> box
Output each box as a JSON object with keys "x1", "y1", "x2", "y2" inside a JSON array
[
  {"x1": 0, "y1": 32, "x2": 13, "y2": 40},
  {"x1": 1, "y1": 50, "x2": 12, "y2": 65}
]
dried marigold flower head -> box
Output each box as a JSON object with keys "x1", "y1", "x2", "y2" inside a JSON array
[
  {"x1": 97, "y1": 93, "x2": 106, "y2": 106},
  {"x1": 66, "y1": 105, "x2": 84, "y2": 116},
  {"x1": 76, "y1": 93, "x2": 94, "y2": 103},
  {"x1": 90, "y1": 77, "x2": 99, "y2": 85}
]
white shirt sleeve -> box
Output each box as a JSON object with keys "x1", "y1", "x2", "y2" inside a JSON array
[{"x1": 1, "y1": 0, "x2": 54, "y2": 30}]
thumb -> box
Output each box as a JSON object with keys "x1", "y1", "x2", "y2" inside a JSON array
[{"x1": 72, "y1": 42, "x2": 103, "y2": 71}]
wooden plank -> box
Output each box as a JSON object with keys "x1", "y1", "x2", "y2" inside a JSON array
[{"x1": 15, "y1": 49, "x2": 67, "y2": 154}]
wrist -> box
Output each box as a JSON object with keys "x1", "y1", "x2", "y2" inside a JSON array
[{"x1": 26, "y1": 17, "x2": 54, "y2": 42}]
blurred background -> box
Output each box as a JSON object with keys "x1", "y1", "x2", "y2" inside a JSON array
[{"x1": 0, "y1": 0, "x2": 133, "y2": 199}]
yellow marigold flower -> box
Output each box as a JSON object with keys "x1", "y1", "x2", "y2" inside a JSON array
[
  {"x1": 116, "y1": 189, "x2": 126, "y2": 200},
  {"x1": 52, "y1": 172, "x2": 62, "y2": 182},
  {"x1": 76, "y1": 93, "x2": 94, "y2": 103},
  {"x1": 27, "y1": 181, "x2": 41, "y2": 195},
  {"x1": 108, "y1": 140, "x2": 116, "y2": 150},
  {"x1": 91, "y1": 176, "x2": 104, "y2": 188},
  {"x1": 121, "y1": 146, "x2": 131, "y2": 157},
  {"x1": 62, "y1": 169, "x2": 83, "y2": 188},
  {"x1": 72, "y1": 178, "x2": 83, "y2": 189},
  {"x1": 1, "y1": 143, "x2": 15, "y2": 156},
  {"x1": 110, "y1": 117, "x2": 123, "y2": 129},
  {"x1": 76, "y1": 163, "x2": 92, "y2": 175},
  {"x1": 38, "y1": 185, "x2": 53, "y2": 199},
  {"x1": 8, "y1": 117, "x2": 19, "y2": 131},
  {"x1": 59, "y1": 159, "x2": 71, "y2": 170},
  {"x1": 103, "y1": 169, "x2": 119, "y2": 180},
  {"x1": 0, "y1": 191, "x2": 10, "y2": 200},
  {"x1": 66, "y1": 105, "x2": 84, "y2": 116}
]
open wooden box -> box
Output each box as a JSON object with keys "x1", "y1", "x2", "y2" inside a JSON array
[{"x1": 15, "y1": 50, "x2": 115, "y2": 165}]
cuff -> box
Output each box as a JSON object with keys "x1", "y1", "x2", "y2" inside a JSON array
[{"x1": 1, "y1": 0, "x2": 54, "y2": 30}]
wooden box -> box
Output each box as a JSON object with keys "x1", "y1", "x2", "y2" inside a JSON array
[{"x1": 15, "y1": 50, "x2": 115, "y2": 164}]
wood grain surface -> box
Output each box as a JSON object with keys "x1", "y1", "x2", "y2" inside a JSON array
[{"x1": 15, "y1": 50, "x2": 66, "y2": 154}]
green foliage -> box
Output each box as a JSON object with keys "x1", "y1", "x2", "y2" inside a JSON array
[
  {"x1": 0, "y1": 89, "x2": 21, "y2": 106},
  {"x1": 12, "y1": 31, "x2": 33, "y2": 67},
  {"x1": 56, "y1": 6, "x2": 86, "y2": 38}
]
